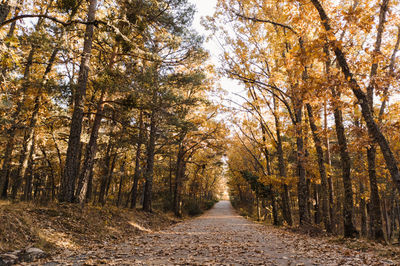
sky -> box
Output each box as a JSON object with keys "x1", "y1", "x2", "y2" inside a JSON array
[
  {"x1": 188, "y1": 0, "x2": 246, "y2": 108},
  {"x1": 188, "y1": 0, "x2": 219, "y2": 59}
]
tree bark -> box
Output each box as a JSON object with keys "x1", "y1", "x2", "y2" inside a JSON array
[
  {"x1": 143, "y1": 106, "x2": 157, "y2": 212},
  {"x1": 98, "y1": 137, "x2": 113, "y2": 205},
  {"x1": 360, "y1": 180, "x2": 368, "y2": 237},
  {"x1": 105, "y1": 153, "x2": 117, "y2": 201},
  {"x1": 261, "y1": 128, "x2": 280, "y2": 226},
  {"x1": 75, "y1": 89, "x2": 105, "y2": 203},
  {"x1": 306, "y1": 103, "x2": 331, "y2": 231},
  {"x1": 383, "y1": 196, "x2": 390, "y2": 241},
  {"x1": 294, "y1": 99, "x2": 310, "y2": 225},
  {"x1": 367, "y1": 146, "x2": 385, "y2": 240},
  {"x1": 271, "y1": 188, "x2": 279, "y2": 226},
  {"x1": 130, "y1": 110, "x2": 144, "y2": 209},
  {"x1": 60, "y1": 0, "x2": 98, "y2": 202},
  {"x1": 22, "y1": 137, "x2": 35, "y2": 201},
  {"x1": 331, "y1": 87, "x2": 358, "y2": 237},
  {"x1": 39, "y1": 145, "x2": 56, "y2": 201},
  {"x1": 117, "y1": 159, "x2": 126, "y2": 207},
  {"x1": 313, "y1": 183, "x2": 320, "y2": 225},
  {"x1": 363, "y1": 0, "x2": 389, "y2": 242},
  {"x1": 173, "y1": 145, "x2": 185, "y2": 216},
  {"x1": 273, "y1": 98, "x2": 293, "y2": 225}
]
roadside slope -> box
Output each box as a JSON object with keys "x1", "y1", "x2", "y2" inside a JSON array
[{"x1": 0, "y1": 201, "x2": 178, "y2": 256}]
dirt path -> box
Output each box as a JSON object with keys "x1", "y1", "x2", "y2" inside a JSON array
[{"x1": 43, "y1": 201, "x2": 395, "y2": 265}]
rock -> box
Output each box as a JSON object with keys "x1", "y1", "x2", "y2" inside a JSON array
[
  {"x1": 0, "y1": 253, "x2": 19, "y2": 265},
  {"x1": 25, "y1": 247, "x2": 44, "y2": 254},
  {"x1": 0, "y1": 247, "x2": 47, "y2": 265},
  {"x1": 43, "y1": 262, "x2": 60, "y2": 266},
  {"x1": 10, "y1": 251, "x2": 21, "y2": 257},
  {"x1": 20, "y1": 247, "x2": 47, "y2": 262}
]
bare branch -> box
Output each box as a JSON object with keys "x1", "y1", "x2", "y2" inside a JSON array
[
  {"x1": 0, "y1": 14, "x2": 106, "y2": 27},
  {"x1": 232, "y1": 10, "x2": 298, "y2": 36}
]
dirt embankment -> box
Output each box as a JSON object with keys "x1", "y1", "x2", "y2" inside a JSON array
[{"x1": 0, "y1": 201, "x2": 179, "y2": 255}]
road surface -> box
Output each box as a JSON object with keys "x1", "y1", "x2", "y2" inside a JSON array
[{"x1": 44, "y1": 201, "x2": 394, "y2": 265}]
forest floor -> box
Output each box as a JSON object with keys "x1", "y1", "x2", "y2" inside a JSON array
[
  {"x1": 0, "y1": 200, "x2": 179, "y2": 258},
  {"x1": 28, "y1": 200, "x2": 399, "y2": 265}
]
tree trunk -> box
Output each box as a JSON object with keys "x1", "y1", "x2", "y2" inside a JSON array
[
  {"x1": 323, "y1": 84, "x2": 335, "y2": 232},
  {"x1": 5, "y1": 3, "x2": 20, "y2": 38},
  {"x1": 12, "y1": 127, "x2": 36, "y2": 200},
  {"x1": 294, "y1": 99, "x2": 310, "y2": 225},
  {"x1": 130, "y1": 110, "x2": 144, "y2": 209},
  {"x1": 306, "y1": 177, "x2": 312, "y2": 221},
  {"x1": 173, "y1": 146, "x2": 185, "y2": 217},
  {"x1": 143, "y1": 107, "x2": 157, "y2": 212},
  {"x1": 259, "y1": 109, "x2": 281, "y2": 226},
  {"x1": 306, "y1": 103, "x2": 330, "y2": 231},
  {"x1": 75, "y1": 89, "x2": 105, "y2": 203},
  {"x1": 86, "y1": 168, "x2": 94, "y2": 201},
  {"x1": 60, "y1": 0, "x2": 98, "y2": 202},
  {"x1": 360, "y1": 180, "x2": 368, "y2": 237},
  {"x1": 270, "y1": 188, "x2": 279, "y2": 226},
  {"x1": 169, "y1": 155, "x2": 173, "y2": 200},
  {"x1": 256, "y1": 195, "x2": 260, "y2": 221},
  {"x1": 0, "y1": 138, "x2": 12, "y2": 199},
  {"x1": 274, "y1": 106, "x2": 293, "y2": 226},
  {"x1": 313, "y1": 183, "x2": 321, "y2": 225},
  {"x1": 331, "y1": 88, "x2": 357, "y2": 237},
  {"x1": 367, "y1": 146, "x2": 385, "y2": 241},
  {"x1": 383, "y1": 196, "x2": 390, "y2": 242},
  {"x1": 98, "y1": 138, "x2": 113, "y2": 205},
  {"x1": 390, "y1": 190, "x2": 397, "y2": 242},
  {"x1": 117, "y1": 159, "x2": 126, "y2": 207},
  {"x1": 22, "y1": 138, "x2": 35, "y2": 201},
  {"x1": 40, "y1": 145, "x2": 55, "y2": 201},
  {"x1": 105, "y1": 153, "x2": 117, "y2": 202},
  {"x1": 363, "y1": 0, "x2": 389, "y2": 242}
]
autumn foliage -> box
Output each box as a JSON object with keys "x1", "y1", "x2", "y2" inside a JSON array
[{"x1": 211, "y1": 0, "x2": 400, "y2": 241}]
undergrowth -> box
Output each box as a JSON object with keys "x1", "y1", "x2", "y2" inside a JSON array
[{"x1": 0, "y1": 200, "x2": 179, "y2": 254}]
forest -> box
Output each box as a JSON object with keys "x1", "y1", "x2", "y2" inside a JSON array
[
  {"x1": 0, "y1": 0, "x2": 227, "y2": 218},
  {"x1": 1, "y1": 0, "x2": 400, "y2": 263},
  {"x1": 216, "y1": 0, "x2": 400, "y2": 243}
]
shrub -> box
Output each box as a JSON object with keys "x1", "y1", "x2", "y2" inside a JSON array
[
  {"x1": 203, "y1": 199, "x2": 217, "y2": 210},
  {"x1": 184, "y1": 200, "x2": 203, "y2": 216}
]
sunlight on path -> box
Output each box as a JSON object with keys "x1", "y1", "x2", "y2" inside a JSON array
[
  {"x1": 118, "y1": 201, "x2": 309, "y2": 265},
  {"x1": 44, "y1": 201, "x2": 394, "y2": 265}
]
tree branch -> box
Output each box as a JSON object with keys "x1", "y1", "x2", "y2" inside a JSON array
[{"x1": 0, "y1": 14, "x2": 106, "y2": 27}]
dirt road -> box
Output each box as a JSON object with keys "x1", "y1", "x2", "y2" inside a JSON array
[{"x1": 44, "y1": 201, "x2": 395, "y2": 265}]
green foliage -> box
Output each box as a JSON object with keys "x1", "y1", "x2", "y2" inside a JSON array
[
  {"x1": 57, "y1": 0, "x2": 80, "y2": 14},
  {"x1": 240, "y1": 171, "x2": 271, "y2": 199},
  {"x1": 183, "y1": 199, "x2": 218, "y2": 216},
  {"x1": 203, "y1": 199, "x2": 217, "y2": 210},
  {"x1": 184, "y1": 200, "x2": 203, "y2": 216}
]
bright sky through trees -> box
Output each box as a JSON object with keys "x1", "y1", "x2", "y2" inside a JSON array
[{"x1": 189, "y1": 0, "x2": 246, "y2": 108}]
